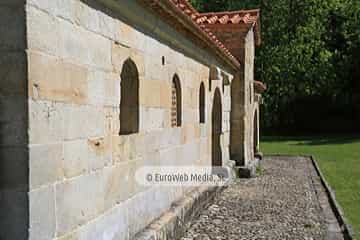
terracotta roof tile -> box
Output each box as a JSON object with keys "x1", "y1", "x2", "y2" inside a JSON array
[
  {"x1": 139, "y1": 0, "x2": 261, "y2": 69},
  {"x1": 254, "y1": 80, "x2": 267, "y2": 93}
]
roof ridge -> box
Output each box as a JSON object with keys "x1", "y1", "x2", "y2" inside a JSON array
[{"x1": 198, "y1": 9, "x2": 260, "y2": 17}]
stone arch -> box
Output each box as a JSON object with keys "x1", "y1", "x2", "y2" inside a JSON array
[
  {"x1": 171, "y1": 74, "x2": 182, "y2": 127},
  {"x1": 120, "y1": 58, "x2": 139, "y2": 135},
  {"x1": 199, "y1": 82, "x2": 205, "y2": 123},
  {"x1": 212, "y1": 88, "x2": 222, "y2": 167}
]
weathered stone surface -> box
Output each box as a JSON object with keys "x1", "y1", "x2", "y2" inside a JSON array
[
  {"x1": 58, "y1": 18, "x2": 112, "y2": 70},
  {"x1": 29, "y1": 143, "x2": 63, "y2": 189},
  {"x1": 29, "y1": 186, "x2": 56, "y2": 240},
  {"x1": 0, "y1": 116, "x2": 27, "y2": 147},
  {"x1": 55, "y1": 172, "x2": 105, "y2": 236},
  {"x1": 28, "y1": 52, "x2": 88, "y2": 104},
  {"x1": 0, "y1": 190, "x2": 29, "y2": 240},
  {"x1": 22, "y1": 0, "x2": 246, "y2": 239},
  {"x1": 76, "y1": 205, "x2": 129, "y2": 240},
  {"x1": 140, "y1": 80, "x2": 161, "y2": 108},
  {"x1": 63, "y1": 104, "x2": 105, "y2": 140},
  {"x1": 0, "y1": 6, "x2": 26, "y2": 51},
  {"x1": 27, "y1": 5, "x2": 59, "y2": 56},
  {"x1": 63, "y1": 139, "x2": 89, "y2": 178},
  {"x1": 140, "y1": 107, "x2": 165, "y2": 132},
  {"x1": 103, "y1": 162, "x2": 137, "y2": 208},
  {"x1": 87, "y1": 136, "x2": 112, "y2": 171},
  {"x1": 0, "y1": 52, "x2": 27, "y2": 95},
  {"x1": 29, "y1": 100, "x2": 64, "y2": 144},
  {"x1": 0, "y1": 147, "x2": 28, "y2": 190}
]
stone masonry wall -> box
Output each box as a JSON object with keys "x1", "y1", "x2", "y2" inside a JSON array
[
  {"x1": 230, "y1": 28, "x2": 256, "y2": 167},
  {"x1": 0, "y1": 1, "x2": 29, "y2": 239},
  {"x1": 244, "y1": 28, "x2": 256, "y2": 165},
  {"x1": 26, "y1": 0, "x2": 233, "y2": 239}
]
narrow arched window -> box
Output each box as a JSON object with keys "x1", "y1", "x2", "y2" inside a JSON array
[
  {"x1": 199, "y1": 82, "x2": 205, "y2": 123},
  {"x1": 120, "y1": 58, "x2": 139, "y2": 135},
  {"x1": 171, "y1": 75, "x2": 182, "y2": 127}
]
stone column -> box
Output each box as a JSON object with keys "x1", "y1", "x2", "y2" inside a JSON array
[{"x1": 0, "y1": 1, "x2": 29, "y2": 239}]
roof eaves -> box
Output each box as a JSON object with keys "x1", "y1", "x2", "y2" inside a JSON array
[{"x1": 137, "y1": 0, "x2": 241, "y2": 70}]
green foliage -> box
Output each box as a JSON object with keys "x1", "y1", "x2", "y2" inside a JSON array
[{"x1": 191, "y1": 0, "x2": 360, "y2": 134}]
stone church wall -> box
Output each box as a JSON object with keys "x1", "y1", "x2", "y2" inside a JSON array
[{"x1": 25, "y1": 0, "x2": 234, "y2": 239}]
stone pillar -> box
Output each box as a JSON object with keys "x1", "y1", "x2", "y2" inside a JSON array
[
  {"x1": 0, "y1": 1, "x2": 29, "y2": 239},
  {"x1": 230, "y1": 72, "x2": 246, "y2": 166}
]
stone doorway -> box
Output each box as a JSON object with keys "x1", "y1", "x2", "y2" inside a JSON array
[{"x1": 212, "y1": 88, "x2": 222, "y2": 167}]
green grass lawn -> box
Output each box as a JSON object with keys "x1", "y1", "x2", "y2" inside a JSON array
[{"x1": 261, "y1": 136, "x2": 360, "y2": 238}]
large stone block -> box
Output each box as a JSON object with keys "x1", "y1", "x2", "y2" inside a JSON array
[
  {"x1": 159, "y1": 146, "x2": 179, "y2": 166},
  {"x1": 158, "y1": 128, "x2": 181, "y2": 150},
  {"x1": 0, "y1": 190, "x2": 29, "y2": 240},
  {"x1": 111, "y1": 42, "x2": 131, "y2": 72},
  {"x1": 29, "y1": 143, "x2": 63, "y2": 189},
  {"x1": 143, "y1": 131, "x2": 160, "y2": 154},
  {"x1": 103, "y1": 162, "x2": 137, "y2": 209},
  {"x1": 0, "y1": 6, "x2": 26, "y2": 51},
  {"x1": 104, "y1": 72, "x2": 120, "y2": 107},
  {"x1": 27, "y1": 0, "x2": 57, "y2": 15},
  {"x1": 117, "y1": 21, "x2": 146, "y2": 51},
  {"x1": 86, "y1": 70, "x2": 106, "y2": 106},
  {"x1": 144, "y1": 35, "x2": 167, "y2": 57},
  {"x1": 0, "y1": 0, "x2": 25, "y2": 7},
  {"x1": 55, "y1": 0, "x2": 77, "y2": 21},
  {"x1": 0, "y1": 94, "x2": 27, "y2": 124},
  {"x1": 0, "y1": 52, "x2": 27, "y2": 95},
  {"x1": 160, "y1": 82, "x2": 172, "y2": 109},
  {"x1": 63, "y1": 139, "x2": 89, "y2": 179},
  {"x1": 112, "y1": 134, "x2": 144, "y2": 164},
  {"x1": 27, "y1": 5, "x2": 59, "y2": 56},
  {"x1": 29, "y1": 186, "x2": 56, "y2": 240},
  {"x1": 55, "y1": 172, "x2": 105, "y2": 236},
  {"x1": 28, "y1": 52, "x2": 88, "y2": 104},
  {"x1": 140, "y1": 107, "x2": 165, "y2": 132},
  {"x1": 58, "y1": 18, "x2": 111, "y2": 70},
  {"x1": 74, "y1": 1, "x2": 100, "y2": 33},
  {"x1": 140, "y1": 80, "x2": 161, "y2": 108},
  {"x1": 29, "y1": 100, "x2": 64, "y2": 144},
  {"x1": 144, "y1": 54, "x2": 167, "y2": 82},
  {"x1": 0, "y1": 147, "x2": 28, "y2": 190},
  {"x1": 63, "y1": 104, "x2": 105, "y2": 140},
  {"x1": 87, "y1": 70, "x2": 120, "y2": 107},
  {"x1": 87, "y1": 136, "x2": 112, "y2": 171},
  {"x1": 0, "y1": 118, "x2": 27, "y2": 147},
  {"x1": 98, "y1": 10, "x2": 116, "y2": 40},
  {"x1": 76, "y1": 205, "x2": 129, "y2": 240},
  {"x1": 130, "y1": 50, "x2": 146, "y2": 77}
]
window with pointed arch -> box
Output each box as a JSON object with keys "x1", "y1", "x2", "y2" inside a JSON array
[
  {"x1": 119, "y1": 58, "x2": 139, "y2": 135},
  {"x1": 171, "y1": 75, "x2": 182, "y2": 127},
  {"x1": 199, "y1": 82, "x2": 206, "y2": 123}
]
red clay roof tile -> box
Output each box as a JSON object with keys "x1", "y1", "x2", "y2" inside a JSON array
[
  {"x1": 139, "y1": 0, "x2": 261, "y2": 69},
  {"x1": 254, "y1": 80, "x2": 267, "y2": 93}
]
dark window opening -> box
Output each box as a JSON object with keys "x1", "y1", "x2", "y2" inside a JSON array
[{"x1": 120, "y1": 58, "x2": 139, "y2": 135}]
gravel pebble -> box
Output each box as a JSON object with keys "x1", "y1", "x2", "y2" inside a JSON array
[{"x1": 181, "y1": 157, "x2": 342, "y2": 240}]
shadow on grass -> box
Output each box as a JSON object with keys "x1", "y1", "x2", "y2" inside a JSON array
[{"x1": 261, "y1": 135, "x2": 360, "y2": 146}]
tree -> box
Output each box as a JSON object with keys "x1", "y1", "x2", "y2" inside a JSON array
[{"x1": 191, "y1": 0, "x2": 360, "y2": 134}]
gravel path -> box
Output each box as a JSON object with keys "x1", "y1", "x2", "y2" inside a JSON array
[{"x1": 181, "y1": 156, "x2": 344, "y2": 240}]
